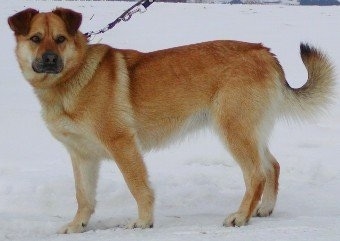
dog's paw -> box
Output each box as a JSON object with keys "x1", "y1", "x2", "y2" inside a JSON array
[
  {"x1": 223, "y1": 212, "x2": 249, "y2": 227},
  {"x1": 125, "y1": 219, "x2": 153, "y2": 229},
  {"x1": 254, "y1": 205, "x2": 273, "y2": 217},
  {"x1": 58, "y1": 222, "x2": 86, "y2": 234}
]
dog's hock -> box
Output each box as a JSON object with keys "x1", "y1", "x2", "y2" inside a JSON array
[{"x1": 8, "y1": 8, "x2": 39, "y2": 35}]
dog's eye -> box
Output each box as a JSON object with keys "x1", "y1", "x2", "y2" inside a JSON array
[
  {"x1": 30, "y1": 35, "x2": 41, "y2": 44},
  {"x1": 55, "y1": 36, "x2": 66, "y2": 44}
]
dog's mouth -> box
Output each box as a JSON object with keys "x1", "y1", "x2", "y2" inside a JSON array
[{"x1": 32, "y1": 51, "x2": 64, "y2": 74}]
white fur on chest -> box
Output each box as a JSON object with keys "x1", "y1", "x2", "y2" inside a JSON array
[{"x1": 44, "y1": 110, "x2": 110, "y2": 160}]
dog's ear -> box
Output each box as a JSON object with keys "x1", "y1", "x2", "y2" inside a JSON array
[
  {"x1": 52, "y1": 8, "x2": 82, "y2": 36},
  {"x1": 8, "y1": 8, "x2": 39, "y2": 35}
]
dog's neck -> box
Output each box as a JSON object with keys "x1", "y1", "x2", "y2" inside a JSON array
[{"x1": 34, "y1": 44, "x2": 110, "y2": 121}]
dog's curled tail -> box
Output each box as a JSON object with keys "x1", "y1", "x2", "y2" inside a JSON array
[{"x1": 282, "y1": 43, "x2": 336, "y2": 121}]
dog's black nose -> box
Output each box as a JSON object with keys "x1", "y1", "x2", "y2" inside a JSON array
[
  {"x1": 34, "y1": 50, "x2": 63, "y2": 74},
  {"x1": 42, "y1": 51, "x2": 59, "y2": 65}
]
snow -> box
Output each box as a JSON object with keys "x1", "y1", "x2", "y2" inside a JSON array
[{"x1": 1, "y1": 1, "x2": 340, "y2": 240}]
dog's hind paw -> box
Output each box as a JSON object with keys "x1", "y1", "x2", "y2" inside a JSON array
[
  {"x1": 254, "y1": 206, "x2": 273, "y2": 217},
  {"x1": 223, "y1": 212, "x2": 249, "y2": 227},
  {"x1": 57, "y1": 222, "x2": 86, "y2": 234},
  {"x1": 125, "y1": 219, "x2": 153, "y2": 229}
]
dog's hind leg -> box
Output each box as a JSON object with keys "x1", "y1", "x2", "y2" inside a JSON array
[
  {"x1": 254, "y1": 148, "x2": 280, "y2": 217},
  {"x1": 220, "y1": 125, "x2": 266, "y2": 227},
  {"x1": 58, "y1": 152, "x2": 100, "y2": 234},
  {"x1": 212, "y1": 87, "x2": 269, "y2": 227}
]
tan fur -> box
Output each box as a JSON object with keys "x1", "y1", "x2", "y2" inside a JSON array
[{"x1": 8, "y1": 8, "x2": 335, "y2": 233}]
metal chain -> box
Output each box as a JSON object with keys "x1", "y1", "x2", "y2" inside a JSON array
[{"x1": 84, "y1": 0, "x2": 155, "y2": 39}]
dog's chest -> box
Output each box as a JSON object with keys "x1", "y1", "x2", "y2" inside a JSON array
[{"x1": 43, "y1": 107, "x2": 109, "y2": 160}]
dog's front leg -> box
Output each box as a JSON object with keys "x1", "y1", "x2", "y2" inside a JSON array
[
  {"x1": 58, "y1": 151, "x2": 100, "y2": 234},
  {"x1": 106, "y1": 133, "x2": 154, "y2": 229}
]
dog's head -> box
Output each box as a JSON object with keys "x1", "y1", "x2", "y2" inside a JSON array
[{"x1": 8, "y1": 8, "x2": 87, "y2": 88}]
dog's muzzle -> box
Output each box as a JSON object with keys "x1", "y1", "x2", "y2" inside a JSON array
[{"x1": 32, "y1": 51, "x2": 64, "y2": 74}]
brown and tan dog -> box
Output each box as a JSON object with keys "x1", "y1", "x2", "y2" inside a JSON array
[{"x1": 8, "y1": 8, "x2": 335, "y2": 233}]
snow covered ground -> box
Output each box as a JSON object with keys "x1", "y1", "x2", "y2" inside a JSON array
[{"x1": 1, "y1": 1, "x2": 340, "y2": 240}]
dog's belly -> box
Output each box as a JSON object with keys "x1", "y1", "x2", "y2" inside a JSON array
[{"x1": 136, "y1": 110, "x2": 210, "y2": 151}]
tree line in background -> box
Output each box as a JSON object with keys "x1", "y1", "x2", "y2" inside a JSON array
[
  {"x1": 158, "y1": 0, "x2": 340, "y2": 4},
  {"x1": 299, "y1": 0, "x2": 340, "y2": 5},
  {"x1": 198, "y1": 0, "x2": 339, "y2": 4},
  {"x1": 121, "y1": 0, "x2": 340, "y2": 5},
  {"x1": 46, "y1": 0, "x2": 340, "y2": 5}
]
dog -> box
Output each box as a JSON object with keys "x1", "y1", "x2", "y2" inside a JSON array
[{"x1": 8, "y1": 8, "x2": 335, "y2": 234}]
